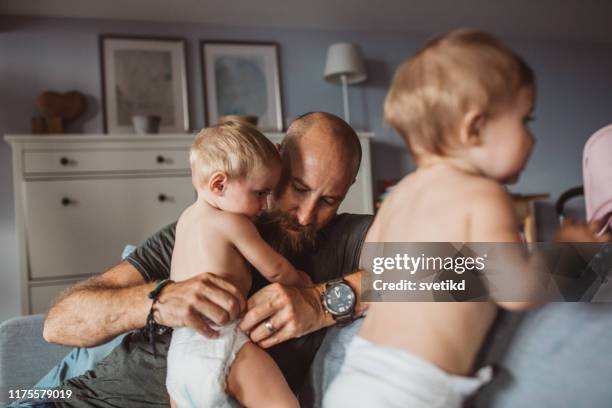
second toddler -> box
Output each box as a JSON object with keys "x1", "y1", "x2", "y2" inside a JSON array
[{"x1": 324, "y1": 29, "x2": 538, "y2": 408}]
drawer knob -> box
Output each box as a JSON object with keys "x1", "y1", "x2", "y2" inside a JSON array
[
  {"x1": 61, "y1": 197, "x2": 72, "y2": 206},
  {"x1": 156, "y1": 155, "x2": 166, "y2": 164},
  {"x1": 158, "y1": 194, "x2": 167, "y2": 202},
  {"x1": 60, "y1": 157, "x2": 70, "y2": 166}
]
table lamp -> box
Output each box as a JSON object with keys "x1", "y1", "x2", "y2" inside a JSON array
[{"x1": 324, "y1": 42, "x2": 367, "y2": 124}]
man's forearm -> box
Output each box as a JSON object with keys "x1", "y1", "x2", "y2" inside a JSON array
[{"x1": 43, "y1": 280, "x2": 155, "y2": 348}]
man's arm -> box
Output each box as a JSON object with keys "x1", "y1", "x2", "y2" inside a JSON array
[
  {"x1": 239, "y1": 269, "x2": 366, "y2": 348},
  {"x1": 43, "y1": 261, "x2": 152, "y2": 347},
  {"x1": 44, "y1": 261, "x2": 246, "y2": 348}
]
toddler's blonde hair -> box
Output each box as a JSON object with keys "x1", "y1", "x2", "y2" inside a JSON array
[
  {"x1": 384, "y1": 29, "x2": 535, "y2": 157},
  {"x1": 190, "y1": 121, "x2": 280, "y2": 185}
]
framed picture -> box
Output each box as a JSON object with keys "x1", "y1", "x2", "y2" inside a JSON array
[
  {"x1": 99, "y1": 35, "x2": 190, "y2": 133},
  {"x1": 201, "y1": 41, "x2": 284, "y2": 131}
]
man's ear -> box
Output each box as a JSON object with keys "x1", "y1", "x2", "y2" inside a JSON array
[
  {"x1": 459, "y1": 109, "x2": 485, "y2": 147},
  {"x1": 208, "y1": 171, "x2": 228, "y2": 196}
]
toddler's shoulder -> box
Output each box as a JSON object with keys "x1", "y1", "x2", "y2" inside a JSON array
[
  {"x1": 214, "y1": 211, "x2": 255, "y2": 233},
  {"x1": 466, "y1": 178, "x2": 520, "y2": 241},
  {"x1": 456, "y1": 176, "x2": 514, "y2": 222},
  {"x1": 466, "y1": 176, "x2": 509, "y2": 199}
]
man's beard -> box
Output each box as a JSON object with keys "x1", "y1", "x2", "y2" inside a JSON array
[{"x1": 256, "y1": 210, "x2": 317, "y2": 258}]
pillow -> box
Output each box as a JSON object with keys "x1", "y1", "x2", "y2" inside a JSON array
[
  {"x1": 472, "y1": 303, "x2": 612, "y2": 407},
  {"x1": 34, "y1": 245, "x2": 137, "y2": 389}
]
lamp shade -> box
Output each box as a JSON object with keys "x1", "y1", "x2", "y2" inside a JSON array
[{"x1": 324, "y1": 42, "x2": 367, "y2": 85}]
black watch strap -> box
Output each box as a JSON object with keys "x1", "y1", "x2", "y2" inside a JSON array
[
  {"x1": 334, "y1": 313, "x2": 354, "y2": 326},
  {"x1": 325, "y1": 277, "x2": 344, "y2": 289}
]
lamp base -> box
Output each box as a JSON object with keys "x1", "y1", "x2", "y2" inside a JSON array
[{"x1": 341, "y1": 74, "x2": 350, "y2": 124}]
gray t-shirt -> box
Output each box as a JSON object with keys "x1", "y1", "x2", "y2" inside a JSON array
[{"x1": 55, "y1": 213, "x2": 372, "y2": 407}]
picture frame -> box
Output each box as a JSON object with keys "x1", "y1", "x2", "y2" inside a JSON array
[
  {"x1": 99, "y1": 35, "x2": 190, "y2": 133},
  {"x1": 201, "y1": 41, "x2": 284, "y2": 131}
]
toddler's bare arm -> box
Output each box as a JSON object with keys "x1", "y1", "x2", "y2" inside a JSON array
[
  {"x1": 469, "y1": 181, "x2": 521, "y2": 243},
  {"x1": 226, "y1": 214, "x2": 311, "y2": 287},
  {"x1": 469, "y1": 181, "x2": 538, "y2": 310}
]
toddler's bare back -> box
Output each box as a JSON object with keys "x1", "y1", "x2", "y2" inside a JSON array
[
  {"x1": 360, "y1": 164, "x2": 509, "y2": 375},
  {"x1": 170, "y1": 201, "x2": 252, "y2": 296}
]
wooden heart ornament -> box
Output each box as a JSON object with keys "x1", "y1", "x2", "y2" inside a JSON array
[{"x1": 37, "y1": 91, "x2": 86, "y2": 122}]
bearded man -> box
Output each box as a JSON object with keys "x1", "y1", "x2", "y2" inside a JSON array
[{"x1": 40, "y1": 112, "x2": 372, "y2": 407}]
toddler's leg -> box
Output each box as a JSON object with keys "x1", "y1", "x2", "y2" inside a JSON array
[{"x1": 227, "y1": 342, "x2": 299, "y2": 408}]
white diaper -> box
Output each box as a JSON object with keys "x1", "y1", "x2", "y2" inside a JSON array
[
  {"x1": 323, "y1": 335, "x2": 492, "y2": 408},
  {"x1": 166, "y1": 323, "x2": 250, "y2": 408}
]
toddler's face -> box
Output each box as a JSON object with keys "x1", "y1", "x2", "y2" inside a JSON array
[
  {"x1": 221, "y1": 163, "x2": 282, "y2": 219},
  {"x1": 477, "y1": 86, "x2": 536, "y2": 181}
]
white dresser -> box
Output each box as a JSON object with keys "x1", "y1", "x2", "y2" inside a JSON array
[{"x1": 5, "y1": 133, "x2": 373, "y2": 314}]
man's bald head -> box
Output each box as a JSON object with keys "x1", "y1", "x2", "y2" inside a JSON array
[
  {"x1": 282, "y1": 112, "x2": 361, "y2": 177},
  {"x1": 267, "y1": 112, "x2": 361, "y2": 252}
]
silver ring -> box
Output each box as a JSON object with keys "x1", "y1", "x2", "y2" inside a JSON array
[{"x1": 264, "y1": 319, "x2": 276, "y2": 334}]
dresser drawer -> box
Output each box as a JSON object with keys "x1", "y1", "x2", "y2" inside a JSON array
[
  {"x1": 24, "y1": 176, "x2": 195, "y2": 280},
  {"x1": 23, "y1": 148, "x2": 190, "y2": 174}
]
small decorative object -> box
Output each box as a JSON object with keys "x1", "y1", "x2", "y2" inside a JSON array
[
  {"x1": 324, "y1": 42, "x2": 367, "y2": 124},
  {"x1": 31, "y1": 117, "x2": 47, "y2": 134},
  {"x1": 201, "y1": 41, "x2": 283, "y2": 131},
  {"x1": 100, "y1": 35, "x2": 190, "y2": 134},
  {"x1": 217, "y1": 115, "x2": 258, "y2": 127},
  {"x1": 131, "y1": 114, "x2": 162, "y2": 134},
  {"x1": 32, "y1": 90, "x2": 86, "y2": 134}
]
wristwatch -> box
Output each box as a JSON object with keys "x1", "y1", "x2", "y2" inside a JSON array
[{"x1": 321, "y1": 277, "x2": 356, "y2": 326}]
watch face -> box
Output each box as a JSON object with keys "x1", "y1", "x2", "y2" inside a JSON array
[{"x1": 324, "y1": 282, "x2": 355, "y2": 316}]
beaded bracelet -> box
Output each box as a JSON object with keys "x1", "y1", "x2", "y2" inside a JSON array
[{"x1": 145, "y1": 278, "x2": 173, "y2": 357}]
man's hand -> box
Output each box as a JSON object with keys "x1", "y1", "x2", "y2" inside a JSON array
[
  {"x1": 239, "y1": 283, "x2": 325, "y2": 348},
  {"x1": 154, "y1": 272, "x2": 246, "y2": 338}
]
